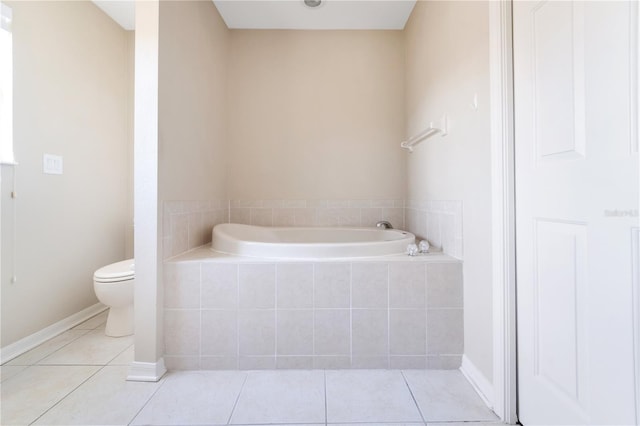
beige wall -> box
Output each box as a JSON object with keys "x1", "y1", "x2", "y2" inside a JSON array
[
  {"x1": 1, "y1": 1, "x2": 495, "y2": 381},
  {"x1": 1, "y1": 1, "x2": 133, "y2": 346},
  {"x1": 158, "y1": 0, "x2": 229, "y2": 203},
  {"x1": 227, "y1": 30, "x2": 406, "y2": 201},
  {"x1": 405, "y1": 1, "x2": 493, "y2": 380}
]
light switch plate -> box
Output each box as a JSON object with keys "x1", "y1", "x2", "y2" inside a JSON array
[{"x1": 43, "y1": 154, "x2": 63, "y2": 175}]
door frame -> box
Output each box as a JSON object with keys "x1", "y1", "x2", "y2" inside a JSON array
[
  {"x1": 632, "y1": 1, "x2": 640, "y2": 423},
  {"x1": 489, "y1": 1, "x2": 517, "y2": 423},
  {"x1": 489, "y1": 1, "x2": 640, "y2": 424}
]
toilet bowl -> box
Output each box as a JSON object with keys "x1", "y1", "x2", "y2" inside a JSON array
[{"x1": 93, "y1": 259, "x2": 134, "y2": 337}]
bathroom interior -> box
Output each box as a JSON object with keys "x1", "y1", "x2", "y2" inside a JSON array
[{"x1": 1, "y1": 0, "x2": 497, "y2": 421}]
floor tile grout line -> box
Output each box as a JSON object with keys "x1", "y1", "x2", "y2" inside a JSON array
[
  {"x1": 35, "y1": 323, "x2": 120, "y2": 366},
  {"x1": 6, "y1": 327, "x2": 93, "y2": 367},
  {"x1": 226, "y1": 371, "x2": 250, "y2": 425},
  {"x1": 0, "y1": 363, "x2": 32, "y2": 384},
  {"x1": 71, "y1": 311, "x2": 108, "y2": 330},
  {"x1": 401, "y1": 370, "x2": 428, "y2": 425},
  {"x1": 324, "y1": 423, "x2": 425, "y2": 425},
  {"x1": 28, "y1": 364, "x2": 106, "y2": 426},
  {"x1": 11, "y1": 366, "x2": 493, "y2": 426},
  {"x1": 39, "y1": 327, "x2": 96, "y2": 363},
  {"x1": 104, "y1": 342, "x2": 135, "y2": 366},
  {"x1": 27, "y1": 363, "x2": 117, "y2": 367},
  {"x1": 127, "y1": 371, "x2": 172, "y2": 426},
  {"x1": 232, "y1": 423, "x2": 389, "y2": 426}
]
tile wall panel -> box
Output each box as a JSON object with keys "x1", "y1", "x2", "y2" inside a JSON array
[
  {"x1": 163, "y1": 199, "x2": 463, "y2": 260},
  {"x1": 405, "y1": 200, "x2": 463, "y2": 259},
  {"x1": 163, "y1": 259, "x2": 463, "y2": 370},
  {"x1": 229, "y1": 199, "x2": 405, "y2": 229},
  {"x1": 163, "y1": 200, "x2": 229, "y2": 260}
]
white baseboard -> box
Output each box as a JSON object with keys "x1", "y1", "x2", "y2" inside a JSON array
[
  {"x1": 0, "y1": 303, "x2": 107, "y2": 364},
  {"x1": 127, "y1": 359, "x2": 166, "y2": 382},
  {"x1": 460, "y1": 354, "x2": 495, "y2": 410}
]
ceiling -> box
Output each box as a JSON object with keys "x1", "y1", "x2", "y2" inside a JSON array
[
  {"x1": 214, "y1": 1, "x2": 416, "y2": 30},
  {"x1": 92, "y1": 1, "x2": 135, "y2": 31},
  {"x1": 92, "y1": 0, "x2": 417, "y2": 31}
]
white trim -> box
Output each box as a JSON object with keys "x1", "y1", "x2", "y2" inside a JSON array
[
  {"x1": 634, "y1": 2, "x2": 640, "y2": 423},
  {"x1": 461, "y1": 355, "x2": 495, "y2": 410},
  {"x1": 127, "y1": 359, "x2": 167, "y2": 382},
  {"x1": 633, "y1": 228, "x2": 640, "y2": 426},
  {"x1": 489, "y1": 0, "x2": 518, "y2": 424},
  {"x1": 0, "y1": 303, "x2": 107, "y2": 364}
]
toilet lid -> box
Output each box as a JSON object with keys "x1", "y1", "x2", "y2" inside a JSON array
[{"x1": 94, "y1": 259, "x2": 135, "y2": 282}]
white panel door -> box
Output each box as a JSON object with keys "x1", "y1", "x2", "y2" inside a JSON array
[{"x1": 514, "y1": 1, "x2": 639, "y2": 425}]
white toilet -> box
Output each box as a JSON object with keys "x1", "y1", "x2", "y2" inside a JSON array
[{"x1": 93, "y1": 259, "x2": 134, "y2": 337}]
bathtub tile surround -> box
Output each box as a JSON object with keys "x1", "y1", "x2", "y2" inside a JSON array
[
  {"x1": 238, "y1": 310, "x2": 276, "y2": 356},
  {"x1": 163, "y1": 253, "x2": 463, "y2": 370},
  {"x1": 238, "y1": 264, "x2": 276, "y2": 309},
  {"x1": 230, "y1": 199, "x2": 405, "y2": 229},
  {"x1": 163, "y1": 200, "x2": 229, "y2": 259},
  {"x1": 405, "y1": 200, "x2": 463, "y2": 259},
  {"x1": 313, "y1": 263, "x2": 351, "y2": 309},
  {"x1": 162, "y1": 199, "x2": 464, "y2": 371},
  {"x1": 162, "y1": 199, "x2": 464, "y2": 260},
  {"x1": 314, "y1": 309, "x2": 351, "y2": 356},
  {"x1": 276, "y1": 264, "x2": 314, "y2": 309}
]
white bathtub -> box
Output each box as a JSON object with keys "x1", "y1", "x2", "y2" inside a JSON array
[{"x1": 211, "y1": 223, "x2": 415, "y2": 259}]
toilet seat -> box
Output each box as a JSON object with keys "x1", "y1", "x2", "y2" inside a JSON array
[{"x1": 94, "y1": 259, "x2": 134, "y2": 283}]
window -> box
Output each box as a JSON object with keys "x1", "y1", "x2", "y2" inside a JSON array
[{"x1": 0, "y1": 2, "x2": 13, "y2": 164}]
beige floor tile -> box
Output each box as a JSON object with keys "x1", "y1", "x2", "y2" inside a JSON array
[
  {"x1": 0, "y1": 365, "x2": 27, "y2": 382},
  {"x1": 0, "y1": 365, "x2": 100, "y2": 425},
  {"x1": 426, "y1": 423, "x2": 503, "y2": 426},
  {"x1": 230, "y1": 370, "x2": 325, "y2": 424},
  {"x1": 38, "y1": 328, "x2": 133, "y2": 365},
  {"x1": 131, "y1": 371, "x2": 247, "y2": 425},
  {"x1": 325, "y1": 370, "x2": 423, "y2": 423},
  {"x1": 33, "y1": 366, "x2": 162, "y2": 425},
  {"x1": 108, "y1": 345, "x2": 134, "y2": 365},
  {"x1": 403, "y1": 370, "x2": 499, "y2": 422},
  {"x1": 260, "y1": 424, "x2": 324, "y2": 426},
  {"x1": 1, "y1": 327, "x2": 498, "y2": 426},
  {"x1": 330, "y1": 424, "x2": 423, "y2": 426}
]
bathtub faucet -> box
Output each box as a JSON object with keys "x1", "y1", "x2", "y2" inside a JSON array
[{"x1": 376, "y1": 221, "x2": 393, "y2": 229}]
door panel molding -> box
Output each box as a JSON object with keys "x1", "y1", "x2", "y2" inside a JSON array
[
  {"x1": 532, "y1": 219, "x2": 589, "y2": 417},
  {"x1": 531, "y1": 1, "x2": 586, "y2": 162}
]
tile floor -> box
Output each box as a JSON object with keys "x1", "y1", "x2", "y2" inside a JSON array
[{"x1": 1, "y1": 312, "x2": 501, "y2": 426}]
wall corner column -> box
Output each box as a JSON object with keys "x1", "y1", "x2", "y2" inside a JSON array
[{"x1": 128, "y1": 0, "x2": 165, "y2": 382}]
